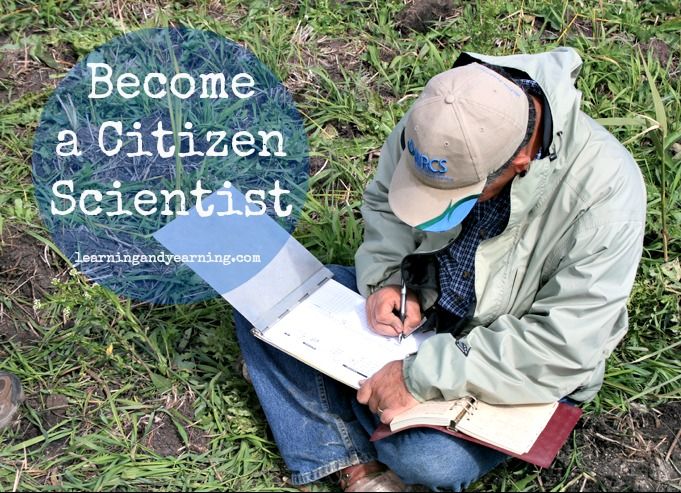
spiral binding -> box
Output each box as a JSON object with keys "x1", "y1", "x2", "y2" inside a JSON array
[{"x1": 448, "y1": 396, "x2": 478, "y2": 430}]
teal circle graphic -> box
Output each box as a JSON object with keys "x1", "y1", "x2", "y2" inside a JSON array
[{"x1": 32, "y1": 28, "x2": 309, "y2": 304}]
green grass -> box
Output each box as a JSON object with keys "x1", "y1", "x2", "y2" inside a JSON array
[{"x1": 0, "y1": 0, "x2": 680, "y2": 491}]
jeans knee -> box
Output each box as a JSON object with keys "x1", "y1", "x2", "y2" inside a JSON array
[
  {"x1": 376, "y1": 433, "x2": 506, "y2": 491},
  {"x1": 325, "y1": 264, "x2": 358, "y2": 293},
  {"x1": 387, "y1": 454, "x2": 461, "y2": 491},
  {"x1": 233, "y1": 311, "x2": 260, "y2": 352}
]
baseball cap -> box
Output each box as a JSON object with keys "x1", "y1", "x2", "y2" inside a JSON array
[{"x1": 388, "y1": 63, "x2": 529, "y2": 232}]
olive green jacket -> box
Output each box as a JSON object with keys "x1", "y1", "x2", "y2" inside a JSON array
[{"x1": 354, "y1": 48, "x2": 646, "y2": 404}]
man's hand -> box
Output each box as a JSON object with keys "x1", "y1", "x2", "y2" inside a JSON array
[
  {"x1": 357, "y1": 360, "x2": 419, "y2": 424},
  {"x1": 366, "y1": 286, "x2": 422, "y2": 337}
]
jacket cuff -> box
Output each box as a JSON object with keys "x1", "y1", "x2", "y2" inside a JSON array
[
  {"x1": 402, "y1": 334, "x2": 469, "y2": 402},
  {"x1": 370, "y1": 270, "x2": 402, "y2": 293},
  {"x1": 402, "y1": 354, "x2": 427, "y2": 402}
]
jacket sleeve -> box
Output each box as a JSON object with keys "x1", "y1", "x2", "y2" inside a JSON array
[
  {"x1": 355, "y1": 111, "x2": 422, "y2": 296},
  {"x1": 402, "y1": 217, "x2": 645, "y2": 404}
]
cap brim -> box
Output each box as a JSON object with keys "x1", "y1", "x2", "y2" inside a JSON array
[{"x1": 388, "y1": 153, "x2": 485, "y2": 232}]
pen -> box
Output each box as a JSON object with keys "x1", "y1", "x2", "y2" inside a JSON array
[{"x1": 398, "y1": 280, "x2": 407, "y2": 343}]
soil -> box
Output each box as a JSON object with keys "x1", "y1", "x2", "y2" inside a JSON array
[
  {"x1": 8, "y1": 388, "x2": 210, "y2": 461},
  {"x1": 287, "y1": 32, "x2": 365, "y2": 96},
  {"x1": 309, "y1": 156, "x2": 328, "y2": 176},
  {"x1": 0, "y1": 224, "x2": 62, "y2": 345},
  {"x1": 288, "y1": 33, "x2": 368, "y2": 138},
  {"x1": 644, "y1": 38, "x2": 672, "y2": 66},
  {"x1": 641, "y1": 38, "x2": 679, "y2": 78},
  {"x1": 567, "y1": 10, "x2": 595, "y2": 39},
  {"x1": 540, "y1": 401, "x2": 681, "y2": 491},
  {"x1": 0, "y1": 34, "x2": 75, "y2": 347},
  {"x1": 0, "y1": 224, "x2": 57, "y2": 298},
  {"x1": 0, "y1": 37, "x2": 76, "y2": 104},
  {"x1": 10, "y1": 393, "x2": 71, "y2": 460},
  {"x1": 395, "y1": 0, "x2": 460, "y2": 35},
  {"x1": 143, "y1": 391, "x2": 210, "y2": 456}
]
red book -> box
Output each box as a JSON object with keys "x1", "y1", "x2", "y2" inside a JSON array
[{"x1": 370, "y1": 402, "x2": 582, "y2": 469}]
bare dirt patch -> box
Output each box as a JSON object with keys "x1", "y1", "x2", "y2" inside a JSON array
[
  {"x1": 42, "y1": 394, "x2": 71, "y2": 459},
  {"x1": 0, "y1": 38, "x2": 75, "y2": 104},
  {"x1": 395, "y1": 0, "x2": 460, "y2": 35},
  {"x1": 0, "y1": 225, "x2": 57, "y2": 298},
  {"x1": 542, "y1": 401, "x2": 681, "y2": 491},
  {"x1": 0, "y1": 224, "x2": 62, "y2": 344},
  {"x1": 568, "y1": 14, "x2": 595, "y2": 39},
  {"x1": 315, "y1": 37, "x2": 365, "y2": 84},
  {"x1": 144, "y1": 391, "x2": 210, "y2": 456},
  {"x1": 640, "y1": 38, "x2": 679, "y2": 79},
  {"x1": 644, "y1": 38, "x2": 672, "y2": 66},
  {"x1": 285, "y1": 26, "x2": 370, "y2": 138},
  {"x1": 6, "y1": 393, "x2": 72, "y2": 461},
  {"x1": 286, "y1": 24, "x2": 366, "y2": 95},
  {"x1": 309, "y1": 156, "x2": 328, "y2": 176}
]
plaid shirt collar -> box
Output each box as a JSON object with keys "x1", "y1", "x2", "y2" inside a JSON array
[{"x1": 436, "y1": 184, "x2": 512, "y2": 318}]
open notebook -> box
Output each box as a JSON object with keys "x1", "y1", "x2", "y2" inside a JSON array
[
  {"x1": 153, "y1": 186, "x2": 431, "y2": 389},
  {"x1": 371, "y1": 398, "x2": 581, "y2": 468},
  {"x1": 389, "y1": 397, "x2": 558, "y2": 456}
]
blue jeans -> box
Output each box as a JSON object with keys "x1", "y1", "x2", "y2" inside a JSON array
[{"x1": 233, "y1": 264, "x2": 508, "y2": 491}]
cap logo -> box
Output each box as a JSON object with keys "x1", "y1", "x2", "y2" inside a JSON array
[{"x1": 407, "y1": 138, "x2": 448, "y2": 174}]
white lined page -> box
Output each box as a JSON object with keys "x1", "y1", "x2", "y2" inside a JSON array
[
  {"x1": 456, "y1": 401, "x2": 558, "y2": 455},
  {"x1": 261, "y1": 279, "x2": 430, "y2": 388}
]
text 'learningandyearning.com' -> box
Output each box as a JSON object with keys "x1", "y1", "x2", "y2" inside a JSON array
[{"x1": 74, "y1": 251, "x2": 262, "y2": 267}]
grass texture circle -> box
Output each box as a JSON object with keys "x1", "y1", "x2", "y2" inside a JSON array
[{"x1": 32, "y1": 28, "x2": 309, "y2": 304}]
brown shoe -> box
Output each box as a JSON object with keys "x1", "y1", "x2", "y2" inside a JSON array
[
  {"x1": 0, "y1": 372, "x2": 24, "y2": 430},
  {"x1": 339, "y1": 461, "x2": 406, "y2": 492}
]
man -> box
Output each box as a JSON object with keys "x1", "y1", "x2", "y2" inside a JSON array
[{"x1": 234, "y1": 47, "x2": 646, "y2": 491}]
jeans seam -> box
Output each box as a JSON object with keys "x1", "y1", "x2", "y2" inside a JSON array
[
  {"x1": 316, "y1": 372, "x2": 331, "y2": 412},
  {"x1": 316, "y1": 373, "x2": 360, "y2": 453}
]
